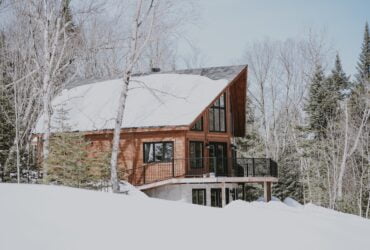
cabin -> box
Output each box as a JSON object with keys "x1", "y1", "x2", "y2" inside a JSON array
[{"x1": 34, "y1": 65, "x2": 278, "y2": 207}]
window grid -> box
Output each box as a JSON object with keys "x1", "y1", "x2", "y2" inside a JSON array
[
  {"x1": 191, "y1": 116, "x2": 203, "y2": 131},
  {"x1": 192, "y1": 189, "x2": 206, "y2": 205},
  {"x1": 189, "y1": 141, "x2": 204, "y2": 169},
  {"x1": 143, "y1": 142, "x2": 174, "y2": 163},
  {"x1": 209, "y1": 93, "x2": 226, "y2": 132}
]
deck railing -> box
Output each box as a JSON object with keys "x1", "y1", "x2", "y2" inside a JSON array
[{"x1": 123, "y1": 157, "x2": 278, "y2": 185}]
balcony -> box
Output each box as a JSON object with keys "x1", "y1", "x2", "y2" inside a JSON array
[{"x1": 124, "y1": 158, "x2": 278, "y2": 186}]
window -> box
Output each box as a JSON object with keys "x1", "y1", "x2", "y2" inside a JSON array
[
  {"x1": 211, "y1": 188, "x2": 222, "y2": 207},
  {"x1": 189, "y1": 141, "x2": 203, "y2": 168},
  {"x1": 192, "y1": 189, "x2": 206, "y2": 205},
  {"x1": 143, "y1": 142, "x2": 173, "y2": 163},
  {"x1": 191, "y1": 117, "x2": 203, "y2": 131},
  {"x1": 209, "y1": 93, "x2": 226, "y2": 132}
]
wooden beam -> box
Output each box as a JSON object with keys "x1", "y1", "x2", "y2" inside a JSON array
[{"x1": 263, "y1": 181, "x2": 272, "y2": 202}]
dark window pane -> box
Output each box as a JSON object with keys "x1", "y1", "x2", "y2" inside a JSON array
[
  {"x1": 214, "y1": 108, "x2": 220, "y2": 131},
  {"x1": 209, "y1": 109, "x2": 214, "y2": 131},
  {"x1": 164, "y1": 143, "x2": 173, "y2": 161},
  {"x1": 220, "y1": 109, "x2": 226, "y2": 132},
  {"x1": 219, "y1": 94, "x2": 225, "y2": 107},
  {"x1": 211, "y1": 188, "x2": 222, "y2": 207},
  {"x1": 190, "y1": 142, "x2": 203, "y2": 168},
  {"x1": 192, "y1": 189, "x2": 206, "y2": 205},
  {"x1": 144, "y1": 143, "x2": 154, "y2": 162},
  {"x1": 209, "y1": 92, "x2": 226, "y2": 133},
  {"x1": 154, "y1": 143, "x2": 163, "y2": 162},
  {"x1": 191, "y1": 117, "x2": 203, "y2": 131},
  {"x1": 198, "y1": 190, "x2": 205, "y2": 205},
  {"x1": 215, "y1": 97, "x2": 220, "y2": 107}
]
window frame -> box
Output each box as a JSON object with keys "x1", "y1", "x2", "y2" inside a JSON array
[
  {"x1": 211, "y1": 188, "x2": 222, "y2": 207},
  {"x1": 189, "y1": 141, "x2": 204, "y2": 169},
  {"x1": 190, "y1": 116, "x2": 203, "y2": 131},
  {"x1": 209, "y1": 93, "x2": 227, "y2": 133},
  {"x1": 192, "y1": 189, "x2": 206, "y2": 206},
  {"x1": 143, "y1": 141, "x2": 174, "y2": 163}
]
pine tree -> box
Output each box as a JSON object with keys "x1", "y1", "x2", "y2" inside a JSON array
[
  {"x1": 328, "y1": 53, "x2": 350, "y2": 99},
  {"x1": 350, "y1": 22, "x2": 370, "y2": 120},
  {"x1": 355, "y1": 22, "x2": 370, "y2": 86},
  {"x1": 305, "y1": 64, "x2": 328, "y2": 137},
  {"x1": 0, "y1": 32, "x2": 15, "y2": 181},
  {"x1": 236, "y1": 99, "x2": 265, "y2": 157},
  {"x1": 323, "y1": 54, "x2": 350, "y2": 120},
  {"x1": 46, "y1": 107, "x2": 109, "y2": 189}
]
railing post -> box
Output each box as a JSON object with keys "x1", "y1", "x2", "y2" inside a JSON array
[
  {"x1": 252, "y1": 158, "x2": 255, "y2": 176},
  {"x1": 172, "y1": 158, "x2": 175, "y2": 177},
  {"x1": 143, "y1": 165, "x2": 146, "y2": 184},
  {"x1": 213, "y1": 157, "x2": 217, "y2": 176},
  {"x1": 267, "y1": 158, "x2": 271, "y2": 176}
]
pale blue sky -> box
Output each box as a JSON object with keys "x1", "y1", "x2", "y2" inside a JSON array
[{"x1": 186, "y1": 0, "x2": 369, "y2": 77}]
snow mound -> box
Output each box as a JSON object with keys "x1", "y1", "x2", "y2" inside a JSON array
[
  {"x1": 118, "y1": 181, "x2": 147, "y2": 198},
  {"x1": 1, "y1": 184, "x2": 370, "y2": 250},
  {"x1": 257, "y1": 196, "x2": 281, "y2": 202},
  {"x1": 283, "y1": 197, "x2": 303, "y2": 208}
]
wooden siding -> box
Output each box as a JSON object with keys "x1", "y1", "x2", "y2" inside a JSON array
[
  {"x1": 35, "y1": 66, "x2": 248, "y2": 186},
  {"x1": 85, "y1": 130, "x2": 186, "y2": 185}
]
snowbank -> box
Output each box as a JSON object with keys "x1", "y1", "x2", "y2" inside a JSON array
[
  {"x1": 283, "y1": 197, "x2": 303, "y2": 208},
  {"x1": 1, "y1": 184, "x2": 370, "y2": 250}
]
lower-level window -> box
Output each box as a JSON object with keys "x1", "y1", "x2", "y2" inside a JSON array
[
  {"x1": 192, "y1": 189, "x2": 206, "y2": 206},
  {"x1": 211, "y1": 188, "x2": 222, "y2": 207},
  {"x1": 143, "y1": 142, "x2": 173, "y2": 163}
]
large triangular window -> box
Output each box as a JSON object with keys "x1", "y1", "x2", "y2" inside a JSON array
[
  {"x1": 209, "y1": 93, "x2": 226, "y2": 132},
  {"x1": 191, "y1": 116, "x2": 203, "y2": 131}
]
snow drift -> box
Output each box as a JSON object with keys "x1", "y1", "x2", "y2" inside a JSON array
[{"x1": 1, "y1": 184, "x2": 370, "y2": 250}]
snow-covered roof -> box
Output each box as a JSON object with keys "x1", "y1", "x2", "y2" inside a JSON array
[
  {"x1": 136, "y1": 65, "x2": 246, "y2": 81},
  {"x1": 35, "y1": 73, "x2": 230, "y2": 133}
]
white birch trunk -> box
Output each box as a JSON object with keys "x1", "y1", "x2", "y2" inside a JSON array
[
  {"x1": 109, "y1": 0, "x2": 155, "y2": 192},
  {"x1": 109, "y1": 75, "x2": 130, "y2": 192}
]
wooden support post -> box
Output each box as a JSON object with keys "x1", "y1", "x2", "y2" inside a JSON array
[
  {"x1": 206, "y1": 186, "x2": 211, "y2": 207},
  {"x1": 221, "y1": 182, "x2": 226, "y2": 207},
  {"x1": 264, "y1": 181, "x2": 271, "y2": 202}
]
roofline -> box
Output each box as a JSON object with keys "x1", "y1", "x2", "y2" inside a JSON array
[
  {"x1": 188, "y1": 65, "x2": 248, "y2": 130},
  {"x1": 132, "y1": 64, "x2": 248, "y2": 77},
  {"x1": 33, "y1": 125, "x2": 189, "y2": 136}
]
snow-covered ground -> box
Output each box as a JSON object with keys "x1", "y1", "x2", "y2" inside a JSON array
[{"x1": 1, "y1": 184, "x2": 370, "y2": 250}]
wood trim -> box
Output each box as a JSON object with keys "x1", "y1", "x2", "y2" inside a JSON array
[{"x1": 137, "y1": 176, "x2": 278, "y2": 190}]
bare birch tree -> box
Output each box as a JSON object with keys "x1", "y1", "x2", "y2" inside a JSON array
[{"x1": 109, "y1": 0, "x2": 158, "y2": 192}]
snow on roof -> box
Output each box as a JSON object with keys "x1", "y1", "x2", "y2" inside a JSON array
[{"x1": 34, "y1": 73, "x2": 229, "y2": 133}]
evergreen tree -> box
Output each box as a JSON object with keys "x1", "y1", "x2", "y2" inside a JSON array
[
  {"x1": 355, "y1": 22, "x2": 370, "y2": 86},
  {"x1": 350, "y1": 22, "x2": 370, "y2": 121},
  {"x1": 47, "y1": 107, "x2": 109, "y2": 189},
  {"x1": 323, "y1": 54, "x2": 350, "y2": 120},
  {"x1": 305, "y1": 64, "x2": 328, "y2": 137},
  {"x1": 0, "y1": 32, "x2": 15, "y2": 181},
  {"x1": 236, "y1": 99, "x2": 265, "y2": 157},
  {"x1": 328, "y1": 53, "x2": 350, "y2": 99},
  {"x1": 273, "y1": 154, "x2": 303, "y2": 202}
]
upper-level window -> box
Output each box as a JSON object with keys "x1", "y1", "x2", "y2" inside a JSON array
[
  {"x1": 191, "y1": 117, "x2": 203, "y2": 131},
  {"x1": 209, "y1": 93, "x2": 226, "y2": 132},
  {"x1": 144, "y1": 142, "x2": 173, "y2": 163}
]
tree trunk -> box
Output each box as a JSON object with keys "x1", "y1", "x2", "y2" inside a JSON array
[
  {"x1": 42, "y1": 75, "x2": 51, "y2": 182},
  {"x1": 109, "y1": 75, "x2": 130, "y2": 193}
]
